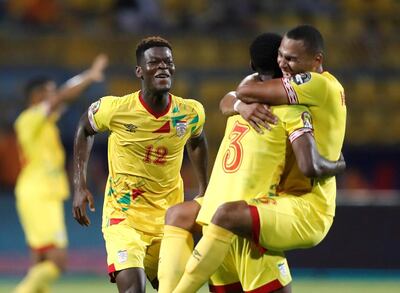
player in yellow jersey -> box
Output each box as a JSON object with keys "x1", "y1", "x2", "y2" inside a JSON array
[
  {"x1": 13, "y1": 54, "x2": 108, "y2": 293},
  {"x1": 172, "y1": 25, "x2": 346, "y2": 292},
  {"x1": 72, "y1": 36, "x2": 209, "y2": 293}
]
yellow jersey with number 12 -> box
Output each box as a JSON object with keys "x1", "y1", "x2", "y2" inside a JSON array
[{"x1": 88, "y1": 91, "x2": 205, "y2": 235}]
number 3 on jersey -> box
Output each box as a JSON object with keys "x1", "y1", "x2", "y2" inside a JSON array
[{"x1": 222, "y1": 121, "x2": 250, "y2": 173}]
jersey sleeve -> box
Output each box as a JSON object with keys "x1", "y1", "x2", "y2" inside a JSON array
[
  {"x1": 14, "y1": 103, "x2": 49, "y2": 147},
  {"x1": 281, "y1": 72, "x2": 328, "y2": 106},
  {"x1": 187, "y1": 99, "x2": 205, "y2": 137},
  {"x1": 88, "y1": 96, "x2": 117, "y2": 132},
  {"x1": 283, "y1": 105, "x2": 314, "y2": 143}
]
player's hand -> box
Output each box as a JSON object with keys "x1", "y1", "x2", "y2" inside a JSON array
[
  {"x1": 88, "y1": 54, "x2": 109, "y2": 82},
  {"x1": 72, "y1": 187, "x2": 95, "y2": 227},
  {"x1": 237, "y1": 102, "x2": 277, "y2": 134}
]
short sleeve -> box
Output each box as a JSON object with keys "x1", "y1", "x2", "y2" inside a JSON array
[
  {"x1": 281, "y1": 72, "x2": 328, "y2": 106},
  {"x1": 187, "y1": 99, "x2": 205, "y2": 137},
  {"x1": 88, "y1": 96, "x2": 116, "y2": 132},
  {"x1": 283, "y1": 105, "x2": 314, "y2": 143}
]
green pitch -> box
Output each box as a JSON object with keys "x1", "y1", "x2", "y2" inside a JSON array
[{"x1": 2, "y1": 276, "x2": 400, "y2": 292}]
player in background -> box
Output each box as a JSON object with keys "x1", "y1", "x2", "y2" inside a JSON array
[
  {"x1": 13, "y1": 54, "x2": 108, "y2": 293},
  {"x1": 72, "y1": 36, "x2": 208, "y2": 293},
  {"x1": 173, "y1": 24, "x2": 346, "y2": 292}
]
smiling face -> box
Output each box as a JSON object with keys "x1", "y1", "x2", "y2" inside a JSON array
[
  {"x1": 277, "y1": 36, "x2": 322, "y2": 77},
  {"x1": 136, "y1": 46, "x2": 175, "y2": 94}
]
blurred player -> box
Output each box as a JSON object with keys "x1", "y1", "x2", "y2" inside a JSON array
[
  {"x1": 72, "y1": 36, "x2": 208, "y2": 293},
  {"x1": 13, "y1": 54, "x2": 108, "y2": 293},
  {"x1": 172, "y1": 25, "x2": 346, "y2": 292}
]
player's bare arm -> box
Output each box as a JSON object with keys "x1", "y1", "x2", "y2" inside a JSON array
[
  {"x1": 219, "y1": 89, "x2": 277, "y2": 133},
  {"x1": 48, "y1": 54, "x2": 108, "y2": 113},
  {"x1": 185, "y1": 131, "x2": 209, "y2": 197},
  {"x1": 236, "y1": 76, "x2": 288, "y2": 105},
  {"x1": 72, "y1": 113, "x2": 97, "y2": 226},
  {"x1": 292, "y1": 132, "x2": 346, "y2": 178}
]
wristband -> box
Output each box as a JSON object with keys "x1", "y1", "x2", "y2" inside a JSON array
[{"x1": 233, "y1": 100, "x2": 242, "y2": 112}]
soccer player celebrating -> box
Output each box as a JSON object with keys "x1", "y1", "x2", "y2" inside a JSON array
[
  {"x1": 171, "y1": 25, "x2": 346, "y2": 293},
  {"x1": 72, "y1": 36, "x2": 208, "y2": 293},
  {"x1": 13, "y1": 54, "x2": 108, "y2": 293}
]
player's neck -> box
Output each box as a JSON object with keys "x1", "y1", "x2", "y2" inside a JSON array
[{"x1": 141, "y1": 90, "x2": 170, "y2": 112}]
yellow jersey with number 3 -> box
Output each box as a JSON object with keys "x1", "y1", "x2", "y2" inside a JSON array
[
  {"x1": 282, "y1": 71, "x2": 346, "y2": 215},
  {"x1": 88, "y1": 91, "x2": 205, "y2": 234},
  {"x1": 197, "y1": 105, "x2": 313, "y2": 225}
]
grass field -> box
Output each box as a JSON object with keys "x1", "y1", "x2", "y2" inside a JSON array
[{"x1": 2, "y1": 275, "x2": 400, "y2": 293}]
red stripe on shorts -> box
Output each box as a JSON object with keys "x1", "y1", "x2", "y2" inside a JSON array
[
  {"x1": 246, "y1": 279, "x2": 283, "y2": 293},
  {"x1": 248, "y1": 205, "x2": 260, "y2": 245},
  {"x1": 209, "y1": 282, "x2": 243, "y2": 292},
  {"x1": 32, "y1": 244, "x2": 56, "y2": 253}
]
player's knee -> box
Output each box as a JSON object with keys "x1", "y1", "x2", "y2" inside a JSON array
[
  {"x1": 212, "y1": 201, "x2": 248, "y2": 231},
  {"x1": 165, "y1": 201, "x2": 199, "y2": 231}
]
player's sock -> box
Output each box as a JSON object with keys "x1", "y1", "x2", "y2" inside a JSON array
[
  {"x1": 173, "y1": 223, "x2": 234, "y2": 293},
  {"x1": 158, "y1": 225, "x2": 194, "y2": 293},
  {"x1": 14, "y1": 260, "x2": 60, "y2": 293}
]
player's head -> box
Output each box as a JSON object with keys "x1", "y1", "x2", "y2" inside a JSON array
[
  {"x1": 249, "y1": 33, "x2": 283, "y2": 79},
  {"x1": 135, "y1": 36, "x2": 175, "y2": 93},
  {"x1": 24, "y1": 76, "x2": 57, "y2": 106},
  {"x1": 278, "y1": 24, "x2": 324, "y2": 77}
]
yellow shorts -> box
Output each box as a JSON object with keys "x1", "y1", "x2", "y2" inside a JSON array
[
  {"x1": 16, "y1": 197, "x2": 67, "y2": 251},
  {"x1": 103, "y1": 220, "x2": 161, "y2": 283},
  {"x1": 209, "y1": 236, "x2": 291, "y2": 292},
  {"x1": 248, "y1": 193, "x2": 333, "y2": 251}
]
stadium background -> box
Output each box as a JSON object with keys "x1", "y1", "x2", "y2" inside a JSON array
[{"x1": 0, "y1": 0, "x2": 399, "y2": 292}]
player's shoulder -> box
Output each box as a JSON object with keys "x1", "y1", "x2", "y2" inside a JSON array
[
  {"x1": 171, "y1": 94, "x2": 205, "y2": 112},
  {"x1": 96, "y1": 91, "x2": 139, "y2": 110}
]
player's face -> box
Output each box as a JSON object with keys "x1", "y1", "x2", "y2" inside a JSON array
[
  {"x1": 136, "y1": 47, "x2": 175, "y2": 93},
  {"x1": 277, "y1": 36, "x2": 321, "y2": 77},
  {"x1": 31, "y1": 81, "x2": 57, "y2": 105}
]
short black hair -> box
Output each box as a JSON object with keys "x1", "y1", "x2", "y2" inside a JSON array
[
  {"x1": 24, "y1": 76, "x2": 53, "y2": 101},
  {"x1": 286, "y1": 24, "x2": 324, "y2": 55},
  {"x1": 250, "y1": 33, "x2": 282, "y2": 78},
  {"x1": 135, "y1": 36, "x2": 172, "y2": 64}
]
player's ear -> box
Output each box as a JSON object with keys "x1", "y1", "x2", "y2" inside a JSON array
[{"x1": 135, "y1": 66, "x2": 143, "y2": 79}]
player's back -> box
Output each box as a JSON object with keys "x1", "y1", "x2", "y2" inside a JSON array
[
  {"x1": 14, "y1": 104, "x2": 69, "y2": 200},
  {"x1": 197, "y1": 104, "x2": 312, "y2": 225}
]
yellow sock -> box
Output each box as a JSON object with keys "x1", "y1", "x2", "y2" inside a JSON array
[
  {"x1": 173, "y1": 223, "x2": 234, "y2": 293},
  {"x1": 14, "y1": 261, "x2": 60, "y2": 293},
  {"x1": 158, "y1": 225, "x2": 194, "y2": 293}
]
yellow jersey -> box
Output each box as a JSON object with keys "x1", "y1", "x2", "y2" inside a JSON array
[
  {"x1": 197, "y1": 105, "x2": 312, "y2": 225},
  {"x1": 281, "y1": 71, "x2": 347, "y2": 215},
  {"x1": 88, "y1": 91, "x2": 205, "y2": 234},
  {"x1": 14, "y1": 103, "x2": 69, "y2": 200}
]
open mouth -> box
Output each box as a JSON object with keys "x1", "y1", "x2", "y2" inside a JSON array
[{"x1": 155, "y1": 73, "x2": 170, "y2": 79}]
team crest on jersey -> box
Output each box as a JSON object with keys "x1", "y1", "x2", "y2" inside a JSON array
[
  {"x1": 176, "y1": 121, "x2": 187, "y2": 137},
  {"x1": 89, "y1": 100, "x2": 101, "y2": 114},
  {"x1": 292, "y1": 72, "x2": 311, "y2": 85},
  {"x1": 301, "y1": 112, "x2": 313, "y2": 129},
  {"x1": 117, "y1": 250, "x2": 128, "y2": 263}
]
